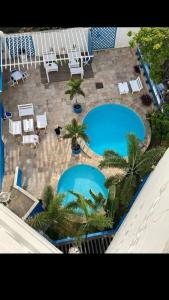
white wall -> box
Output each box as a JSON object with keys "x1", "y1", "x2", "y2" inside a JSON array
[
  {"x1": 106, "y1": 148, "x2": 169, "y2": 253},
  {"x1": 0, "y1": 204, "x2": 61, "y2": 253},
  {"x1": 115, "y1": 27, "x2": 140, "y2": 48}
]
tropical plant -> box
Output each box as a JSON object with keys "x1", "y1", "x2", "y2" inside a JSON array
[
  {"x1": 163, "y1": 89, "x2": 169, "y2": 103},
  {"x1": 63, "y1": 118, "x2": 89, "y2": 150},
  {"x1": 99, "y1": 134, "x2": 165, "y2": 208},
  {"x1": 147, "y1": 103, "x2": 169, "y2": 147},
  {"x1": 134, "y1": 65, "x2": 141, "y2": 74},
  {"x1": 65, "y1": 191, "x2": 113, "y2": 236},
  {"x1": 65, "y1": 79, "x2": 85, "y2": 107},
  {"x1": 140, "y1": 94, "x2": 152, "y2": 106},
  {"x1": 27, "y1": 192, "x2": 81, "y2": 240},
  {"x1": 128, "y1": 27, "x2": 169, "y2": 83}
]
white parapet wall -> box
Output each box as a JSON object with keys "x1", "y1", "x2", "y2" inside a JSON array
[
  {"x1": 106, "y1": 148, "x2": 169, "y2": 253},
  {"x1": 0, "y1": 203, "x2": 62, "y2": 253},
  {"x1": 115, "y1": 27, "x2": 140, "y2": 48}
]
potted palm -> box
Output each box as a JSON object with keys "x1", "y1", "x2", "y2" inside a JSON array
[
  {"x1": 63, "y1": 118, "x2": 89, "y2": 154},
  {"x1": 65, "y1": 79, "x2": 85, "y2": 113}
]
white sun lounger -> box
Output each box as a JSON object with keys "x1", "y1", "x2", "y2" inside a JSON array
[
  {"x1": 22, "y1": 134, "x2": 39, "y2": 145},
  {"x1": 129, "y1": 76, "x2": 143, "y2": 93},
  {"x1": 9, "y1": 119, "x2": 22, "y2": 135},
  {"x1": 118, "y1": 82, "x2": 129, "y2": 94},
  {"x1": 18, "y1": 103, "x2": 34, "y2": 117},
  {"x1": 36, "y1": 112, "x2": 47, "y2": 129}
]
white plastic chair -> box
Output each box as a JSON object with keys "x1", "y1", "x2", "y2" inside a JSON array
[
  {"x1": 9, "y1": 119, "x2": 22, "y2": 135},
  {"x1": 129, "y1": 77, "x2": 143, "y2": 93}
]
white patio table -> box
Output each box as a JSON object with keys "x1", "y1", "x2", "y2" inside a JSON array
[{"x1": 23, "y1": 118, "x2": 34, "y2": 132}]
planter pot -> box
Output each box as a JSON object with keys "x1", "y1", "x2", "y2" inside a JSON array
[
  {"x1": 73, "y1": 104, "x2": 82, "y2": 114},
  {"x1": 72, "y1": 144, "x2": 81, "y2": 155}
]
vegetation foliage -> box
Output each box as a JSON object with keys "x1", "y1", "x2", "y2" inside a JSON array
[
  {"x1": 147, "y1": 103, "x2": 169, "y2": 147},
  {"x1": 128, "y1": 27, "x2": 169, "y2": 83},
  {"x1": 65, "y1": 79, "x2": 85, "y2": 104},
  {"x1": 99, "y1": 134, "x2": 165, "y2": 225}
]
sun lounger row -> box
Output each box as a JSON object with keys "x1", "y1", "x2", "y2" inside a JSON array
[
  {"x1": 118, "y1": 77, "x2": 143, "y2": 95},
  {"x1": 9, "y1": 113, "x2": 47, "y2": 135}
]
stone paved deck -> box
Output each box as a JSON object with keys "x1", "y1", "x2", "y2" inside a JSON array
[{"x1": 2, "y1": 47, "x2": 152, "y2": 199}]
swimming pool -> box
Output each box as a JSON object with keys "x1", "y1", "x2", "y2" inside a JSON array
[
  {"x1": 57, "y1": 164, "x2": 108, "y2": 207},
  {"x1": 83, "y1": 104, "x2": 145, "y2": 157}
]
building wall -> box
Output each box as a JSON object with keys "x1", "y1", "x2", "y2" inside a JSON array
[
  {"x1": 115, "y1": 27, "x2": 140, "y2": 48},
  {"x1": 106, "y1": 148, "x2": 169, "y2": 253},
  {"x1": 0, "y1": 204, "x2": 61, "y2": 253}
]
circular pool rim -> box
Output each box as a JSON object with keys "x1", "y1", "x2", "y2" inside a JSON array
[{"x1": 82, "y1": 102, "x2": 149, "y2": 159}]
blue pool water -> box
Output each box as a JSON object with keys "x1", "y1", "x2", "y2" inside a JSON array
[
  {"x1": 57, "y1": 164, "x2": 108, "y2": 207},
  {"x1": 83, "y1": 104, "x2": 145, "y2": 157}
]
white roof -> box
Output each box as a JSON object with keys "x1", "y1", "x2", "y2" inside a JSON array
[
  {"x1": 0, "y1": 204, "x2": 61, "y2": 253},
  {"x1": 0, "y1": 28, "x2": 93, "y2": 71},
  {"x1": 106, "y1": 148, "x2": 169, "y2": 253}
]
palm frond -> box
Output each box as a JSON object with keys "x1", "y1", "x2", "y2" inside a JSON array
[
  {"x1": 127, "y1": 133, "x2": 141, "y2": 167},
  {"x1": 119, "y1": 176, "x2": 138, "y2": 208},
  {"x1": 65, "y1": 201, "x2": 80, "y2": 210},
  {"x1": 87, "y1": 214, "x2": 113, "y2": 231},
  {"x1": 65, "y1": 79, "x2": 85, "y2": 100},
  {"x1": 104, "y1": 174, "x2": 124, "y2": 188},
  {"x1": 62, "y1": 133, "x2": 72, "y2": 139},
  {"x1": 68, "y1": 190, "x2": 90, "y2": 218},
  {"x1": 106, "y1": 185, "x2": 118, "y2": 215},
  {"x1": 89, "y1": 189, "x2": 106, "y2": 208},
  {"x1": 136, "y1": 146, "x2": 166, "y2": 178},
  {"x1": 85, "y1": 198, "x2": 96, "y2": 209},
  {"x1": 27, "y1": 212, "x2": 50, "y2": 230},
  {"x1": 99, "y1": 150, "x2": 128, "y2": 169},
  {"x1": 77, "y1": 89, "x2": 85, "y2": 97},
  {"x1": 78, "y1": 131, "x2": 89, "y2": 143},
  {"x1": 43, "y1": 185, "x2": 54, "y2": 209}
]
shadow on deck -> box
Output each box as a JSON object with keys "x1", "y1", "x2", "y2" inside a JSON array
[{"x1": 40, "y1": 62, "x2": 94, "y2": 84}]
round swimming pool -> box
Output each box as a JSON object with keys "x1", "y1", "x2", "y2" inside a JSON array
[
  {"x1": 57, "y1": 164, "x2": 108, "y2": 207},
  {"x1": 83, "y1": 104, "x2": 145, "y2": 157}
]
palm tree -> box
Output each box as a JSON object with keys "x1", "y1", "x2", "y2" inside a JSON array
[
  {"x1": 27, "y1": 192, "x2": 82, "y2": 240},
  {"x1": 63, "y1": 118, "x2": 89, "y2": 153},
  {"x1": 66, "y1": 191, "x2": 113, "y2": 237},
  {"x1": 99, "y1": 133, "x2": 165, "y2": 209},
  {"x1": 65, "y1": 79, "x2": 85, "y2": 105}
]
